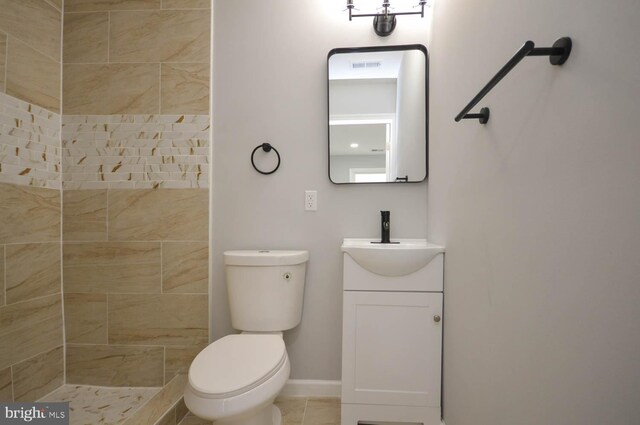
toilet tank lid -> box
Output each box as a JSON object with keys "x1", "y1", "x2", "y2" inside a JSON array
[{"x1": 224, "y1": 250, "x2": 309, "y2": 266}]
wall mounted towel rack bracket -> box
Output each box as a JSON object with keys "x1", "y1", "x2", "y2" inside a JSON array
[
  {"x1": 455, "y1": 37, "x2": 572, "y2": 124},
  {"x1": 459, "y1": 107, "x2": 490, "y2": 124}
]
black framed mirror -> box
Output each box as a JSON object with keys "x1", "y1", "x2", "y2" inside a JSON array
[{"x1": 328, "y1": 44, "x2": 428, "y2": 184}]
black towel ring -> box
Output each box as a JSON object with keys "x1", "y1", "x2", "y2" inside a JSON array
[{"x1": 251, "y1": 143, "x2": 281, "y2": 175}]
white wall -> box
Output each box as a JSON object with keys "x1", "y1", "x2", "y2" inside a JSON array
[
  {"x1": 329, "y1": 79, "x2": 397, "y2": 115},
  {"x1": 212, "y1": 0, "x2": 430, "y2": 380},
  {"x1": 428, "y1": 0, "x2": 640, "y2": 424}
]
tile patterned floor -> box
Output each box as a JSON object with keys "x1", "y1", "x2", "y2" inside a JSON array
[
  {"x1": 177, "y1": 397, "x2": 341, "y2": 425},
  {"x1": 40, "y1": 384, "x2": 161, "y2": 425}
]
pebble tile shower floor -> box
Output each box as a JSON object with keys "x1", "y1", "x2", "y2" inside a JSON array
[
  {"x1": 40, "y1": 385, "x2": 160, "y2": 424},
  {"x1": 37, "y1": 387, "x2": 340, "y2": 425}
]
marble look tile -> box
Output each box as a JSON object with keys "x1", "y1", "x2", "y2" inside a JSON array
[
  {"x1": 164, "y1": 344, "x2": 206, "y2": 382},
  {"x1": 0, "y1": 184, "x2": 60, "y2": 244},
  {"x1": 63, "y1": 12, "x2": 109, "y2": 64},
  {"x1": 0, "y1": 294, "x2": 62, "y2": 337},
  {"x1": 0, "y1": 171, "x2": 59, "y2": 189},
  {"x1": 162, "y1": 0, "x2": 210, "y2": 9},
  {"x1": 62, "y1": 64, "x2": 110, "y2": 115},
  {"x1": 5, "y1": 37, "x2": 61, "y2": 113},
  {"x1": 65, "y1": 0, "x2": 161, "y2": 12},
  {"x1": 59, "y1": 114, "x2": 210, "y2": 188},
  {"x1": 0, "y1": 144, "x2": 60, "y2": 176},
  {"x1": 109, "y1": 10, "x2": 209, "y2": 63},
  {"x1": 0, "y1": 32, "x2": 6, "y2": 93},
  {"x1": 108, "y1": 294, "x2": 208, "y2": 345},
  {"x1": 0, "y1": 103, "x2": 61, "y2": 146},
  {"x1": 162, "y1": 242, "x2": 208, "y2": 294},
  {"x1": 64, "y1": 260, "x2": 161, "y2": 293},
  {"x1": 106, "y1": 63, "x2": 160, "y2": 113},
  {"x1": 45, "y1": 0, "x2": 63, "y2": 11},
  {"x1": 302, "y1": 398, "x2": 341, "y2": 425},
  {"x1": 178, "y1": 415, "x2": 211, "y2": 425},
  {"x1": 109, "y1": 11, "x2": 160, "y2": 63},
  {"x1": 64, "y1": 242, "x2": 160, "y2": 264},
  {"x1": 108, "y1": 189, "x2": 208, "y2": 241},
  {"x1": 63, "y1": 63, "x2": 159, "y2": 115},
  {"x1": 41, "y1": 384, "x2": 161, "y2": 424},
  {"x1": 161, "y1": 63, "x2": 209, "y2": 115},
  {"x1": 12, "y1": 346, "x2": 63, "y2": 402},
  {"x1": 64, "y1": 293, "x2": 107, "y2": 344},
  {"x1": 0, "y1": 0, "x2": 62, "y2": 61},
  {"x1": 0, "y1": 309, "x2": 62, "y2": 370},
  {"x1": 63, "y1": 190, "x2": 108, "y2": 241},
  {"x1": 123, "y1": 374, "x2": 186, "y2": 425},
  {"x1": 275, "y1": 398, "x2": 307, "y2": 425},
  {"x1": 66, "y1": 344, "x2": 164, "y2": 387},
  {"x1": 156, "y1": 407, "x2": 176, "y2": 425},
  {"x1": 0, "y1": 367, "x2": 12, "y2": 402},
  {"x1": 0, "y1": 177, "x2": 59, "y2": 190},
  {"x1": 5, "y1": 243, "x2": 61, "y2": 304},
  {"x1": 160, "y1": 10, "x2": 210, "y2": 63},
  {"x1": 63, "y1": 242, "x2": 161, "y2": 294},
  {"x1": 175, "y1": 399, "x2": 189, "y2": 423},
  {"x1": 0, "y1": 91, "x2": 60, "y2": 122},
  {"x1": 0, "y1": 246, "x2": 4, "y2": 306}
]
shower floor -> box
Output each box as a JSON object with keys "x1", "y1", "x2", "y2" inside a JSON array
[{"x1": 40, "y1": 384, "x2": 161, "y2": 425}]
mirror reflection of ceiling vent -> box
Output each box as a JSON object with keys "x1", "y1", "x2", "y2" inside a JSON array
[{"x1": 352, "y1": 61, "x2": 382, "y2": 69}]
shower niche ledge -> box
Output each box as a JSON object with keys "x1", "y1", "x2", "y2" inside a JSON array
[{"x1": 341, "y1": 238, "x2": 445, "y2": 425}]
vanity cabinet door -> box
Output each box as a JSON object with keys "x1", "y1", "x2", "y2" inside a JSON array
[{"x1": 341, "y1": 291, "x2": 442, "y2": 407}]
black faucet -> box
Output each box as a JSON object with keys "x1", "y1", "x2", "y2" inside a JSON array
[{"x1": 380, "y1": 210, "x2": 391, "y2": 243}]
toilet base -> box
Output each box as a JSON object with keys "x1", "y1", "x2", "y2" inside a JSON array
[
  {"x1": 215, "y1": 404, "x2": 282, "y2": 425},
  {"x1": 272, "y1": 404, "x2": 282, "y2": 425}
]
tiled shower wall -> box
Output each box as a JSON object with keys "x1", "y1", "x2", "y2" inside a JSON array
[
  {"x1": 0, "y1": 0, "x2": 62, "y2": 113},
  {"x1": 0, "y1": 185, "x2": 63, "y2": 402},
  {"x1": 0, "y1": 0, "x2": 64, "y2": 403},
  {"x1": 61, "y1": 0, "x2": 211, "y2": 387},
  {"x1": 61, "y1": 114, "x2": 209, "y2": 189},
  {"x1": 0, "y1": 0, "x2": 63, "y2": 189},
  {"x1": 1, "y1": 0, "x2": 211, "y2": 399},
  {"x1": 63, "y1": 189, "x2": 209, "y2": 387},
  {"x1": 0, "y1": 93, "x2": 61, "y2": 189},
  {"x1": 63, "y1": 0, "x2": 210, "y2": 189}
]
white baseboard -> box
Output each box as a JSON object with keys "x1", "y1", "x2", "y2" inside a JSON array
[{"x1": 279, "y1": 379, "x2": 341, "y2": 398}]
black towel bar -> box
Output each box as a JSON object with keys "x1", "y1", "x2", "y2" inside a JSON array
[{"x1": 455, "y1": 37, "x2": 572, "y2": 124}]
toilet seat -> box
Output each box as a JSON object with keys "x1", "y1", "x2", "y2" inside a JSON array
[{"x1": 188, "y1": 334, "x2": 287, "y2": 399}]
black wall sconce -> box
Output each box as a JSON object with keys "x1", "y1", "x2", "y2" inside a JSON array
[{"x1": 346, "y1": 0, "x2": 428, "y2": 37}]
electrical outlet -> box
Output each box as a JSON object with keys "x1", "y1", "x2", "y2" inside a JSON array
[{"x1": 305, "y1": 190, "x2": 317, "y2": 211}]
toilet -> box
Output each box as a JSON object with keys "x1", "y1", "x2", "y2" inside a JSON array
[{"x1": 184, "y1": 250, "x2": 309, "y2": 425}]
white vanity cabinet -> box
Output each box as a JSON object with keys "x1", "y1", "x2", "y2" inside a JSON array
[{"x1": 341, "y1": 239, "x2": 444, "y2": 425}]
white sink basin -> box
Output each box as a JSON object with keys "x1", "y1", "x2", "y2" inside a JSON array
[{"x1": 341, "y1": 238, "x2": 444, "y2": 277}]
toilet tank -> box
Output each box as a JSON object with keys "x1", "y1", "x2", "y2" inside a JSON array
[{"x1": 224, "y1": 250, "x2": 309, "y2": 332}]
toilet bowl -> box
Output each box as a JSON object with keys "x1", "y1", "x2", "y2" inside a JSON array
[
  {"x1": 185, "y1": 250, "x2": 309, "y2": 425},
  {"x1": 184, "y1": 334, "x2": 290, "y2": 425}
]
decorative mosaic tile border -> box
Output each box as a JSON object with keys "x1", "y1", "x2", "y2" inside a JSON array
[
  {"x1": 0, "y1": 92, "x2": 61, "y2": 189},
  {"x1": 62, "y1": 115, "x2": 210, "y2": 189}
]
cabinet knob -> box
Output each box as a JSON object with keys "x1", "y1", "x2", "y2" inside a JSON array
[{"x1": 433, "y1": 315, "x2": 441, "y2": 323}]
